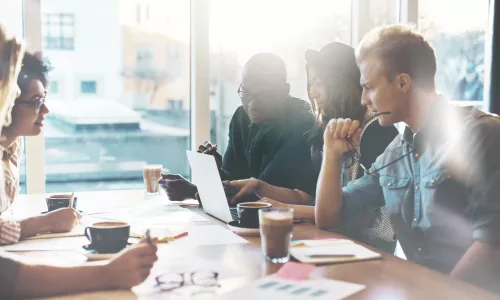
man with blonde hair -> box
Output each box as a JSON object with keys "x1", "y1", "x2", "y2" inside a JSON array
[{"x1": 315, "y1": 24, "x2": 500, "y2": 291}]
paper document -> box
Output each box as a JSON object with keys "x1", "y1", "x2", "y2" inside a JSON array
[
  {"x1": 130, "y1": 224, "x2": 188, "y2": 241},
  {"x1": 24, "y1": 225, "x2": 85, "y2": 240},
  {"x1": 81, "y1": 206, "x2": 207, "y2": 226},
  {"x1": 0, "y1": 236, "x2": 88, "y2": 252},
  {"x1": 218, "y1": 276, "x2": 365, "y2": 300},
  {"x1": 183, "y1": 225, "x2": 249, "y2": 246},
  {"x1": 291, "y1": 240, "x2": 381, "y2": 264}
]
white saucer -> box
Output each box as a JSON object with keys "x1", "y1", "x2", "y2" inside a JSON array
[
  {"x1": 80, "y1": 243, "x2": 131, "y2": 261},
  {"x1": 227, "y1": 221, "x2": 260, "y2": 236}
]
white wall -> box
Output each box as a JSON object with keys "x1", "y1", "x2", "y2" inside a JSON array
[{"x1": 41, "y1": 0, "x2": 123, "y2": 103}]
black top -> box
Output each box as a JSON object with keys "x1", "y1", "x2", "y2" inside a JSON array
[
  {"x1": 359, "y1": 121, "x2": 400, "y2": 169},
  {"x1": 221, "y1": 97, "x2": 315, "y2": 193},
  {"x1": 300, "y1": 121, "x2": 399, "y2": 198}
]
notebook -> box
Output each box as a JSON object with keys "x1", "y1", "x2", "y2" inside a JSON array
[{"x1": 290, "y1": 238, "x2": 382, "y2": 264}]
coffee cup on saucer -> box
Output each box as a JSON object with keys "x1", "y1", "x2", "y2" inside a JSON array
[
  {"x1": 84, "y1": 221, "x2": 130, "y2": 253},
  {"x1": 236, "y1": 202, "x2": 272, "y2": 228},
  {"x1": 46, "y1": 194, "x2": 78, "y2": 212}
]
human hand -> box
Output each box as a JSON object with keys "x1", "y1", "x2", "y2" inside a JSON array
[
  {"x1": 44, "y1": 208, "x2": 81, "y2": 233},
  {"x1": 323, "y1": 118, "x2": 361, "y2": 158},
  {"x1": 104, "y1": 241, "x2": 158, "y2": 289},
  {"x1": 223, "y1": 178, "x2": 260, "y2": 205},
  {"x1": 198, "y1": 141, "x2": 223, "y2": 170},
  {"x1": 159, "y1": 173, "x2": 197, "y2": 201}
]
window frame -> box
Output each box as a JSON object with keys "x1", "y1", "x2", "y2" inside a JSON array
[
  {"x1": 21, "y1": 0, "x2": 486, "y2": 193},
  {"x1": 42, "y1": 13, "x2": 75, "y2": 50}
]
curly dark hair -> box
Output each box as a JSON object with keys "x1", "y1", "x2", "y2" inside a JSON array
[{"x1": 17, "y1": 51, "x2": 52, "y2": 94}]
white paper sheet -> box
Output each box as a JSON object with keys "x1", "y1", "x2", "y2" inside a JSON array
[
  {"x1": 183, "y1": 225, "x2": 249, "y2": 246},
  {"x1": 81, "y1": 206, "x2": 207, "y2": 226},
  {"x1": 24, "y1": 225, "x2": 86, "y2": 240},
  {"x1": 218, "y1": 276, "x2": 366, "y2": 300},
  {"x1": 0, "y1": 236, "x2": 88, "y2": 252}
]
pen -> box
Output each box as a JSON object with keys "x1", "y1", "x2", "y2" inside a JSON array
[
  {"x1": 145, "y1": 229, "x2": 153, "y2": 245},
  {"x1": 307, "y1": 254, "x2": 355, "y2": 258}
]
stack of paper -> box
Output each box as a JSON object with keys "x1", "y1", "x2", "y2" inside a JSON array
[{"x1": 290, "y1": 238, "x2": 381, "y2": 264}]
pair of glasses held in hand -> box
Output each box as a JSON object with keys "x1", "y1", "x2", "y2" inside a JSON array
[{"x1": 344, "y1": 111, "x2": 414, "y2": 175}]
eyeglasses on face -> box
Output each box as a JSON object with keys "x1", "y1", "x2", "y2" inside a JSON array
[{"x1": 16, "y1": 96, "x2": 46, "y2": 113}]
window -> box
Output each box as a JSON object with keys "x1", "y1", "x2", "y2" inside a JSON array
[
  {"x1": 80, "y1": 81, "x2": 97, "y2": 94},
  {"x1": 49, "y1": 81, "x2": 59, "y2": 94},
  {"x1": 168, "y1": 99, "x2": 183, "y2": 110},
  {"x1": 209, "y1": 0, "x2": 351, "y2": 154},
  {"x1": 42, "y1": 13, "x2": 75, "y2": 50},
  {"x1": 136, "y1": 45, "x2": 154, "y2": 70},
  {"x1": 368, "y1": 0, "x2": 398, "y2": 27},
  {"x1": 136, "y1": 3, "x2": 150, "y2": 24},
  {"x1": 136, "y1": 4, "x2": 141, "y2": 24},
  {"x1": 419, "y1": 0, "x2": 488, "y2": 104},
  {"x1": 40, "y1": 0, "x2": 191, "y2": 192}
]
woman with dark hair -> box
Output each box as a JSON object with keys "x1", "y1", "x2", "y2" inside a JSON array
[
  {"x1": 0, "y1": 33, "x2": 157, "y2": 297},
  {"x1": 225, "y1": 42, "x2": 398, "y2": 252}
]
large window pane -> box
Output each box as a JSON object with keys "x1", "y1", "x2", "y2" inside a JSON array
[
  {"x1": 41, "y1": 0, "x2": 190, "y2": 192},
  {"x1": 368, "y1": 0, "x2": 398, "y2": 28},
  {"x1": 209, "y1": 0, "x2": 351, "y2": 154},
  {"x1": 419, "y1": 0, "x2": 488, "y2": 104}
]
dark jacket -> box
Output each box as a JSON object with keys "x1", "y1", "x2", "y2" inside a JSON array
[{"x1": 221, "y1": 97, "x2": 315, "y2": 193}]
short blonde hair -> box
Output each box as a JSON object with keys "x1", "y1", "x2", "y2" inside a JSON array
[
  {"x1": 356, "y1": 24, "x2": 436, "y2": 90},
  {"x1": 0, "y1": 24, "x2": 24, "y2": 130}
]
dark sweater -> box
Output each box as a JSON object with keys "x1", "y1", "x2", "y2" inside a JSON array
[{"x1": 221, "y1": 97, "x2": 315, "y2": 193}]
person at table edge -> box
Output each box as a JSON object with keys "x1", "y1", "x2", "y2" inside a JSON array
[
  {"x1": 315, "y1": 24, "x2": 500, "y2": 292},
  {"x1": 0, "y1": 28, "x2": 158, "y2": 298},
  {"x1": 161, "y1": 53, "x2": 316, "y2": 202},
  {"x1": 0, "y1": 52, "x2": 80, "y2": 245}
]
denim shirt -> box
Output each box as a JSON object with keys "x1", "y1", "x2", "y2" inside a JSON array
[{"x1": 341, "y1": 98, "x2": 500, "y2": 273}]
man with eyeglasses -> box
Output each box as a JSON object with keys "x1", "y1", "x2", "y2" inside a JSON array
[
  {"x1": 161, "y1": 53, "x2": 315, "y2": 203},
  {"x1": 315, "y1": 24, "x2": 500, "y2": 292}
]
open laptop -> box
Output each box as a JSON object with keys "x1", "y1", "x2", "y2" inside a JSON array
[{"x1": 186, "y1": 151, "x2": 238, "y2": 223}]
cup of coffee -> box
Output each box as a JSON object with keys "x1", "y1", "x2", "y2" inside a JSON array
[
  {"x1": 237, "y1": 202, "x2": 272, "y2": 228},
  {"x1": 259, "y1": 208, "x2": 294, "y2": 263},
  {"x1": 143, "y1": 164, "x2": 163, "y2": 195},
  {"x1": 46, "y1": 194, "x2": 78, "y2": 212},
  {"x1": 84, "y1": 221, "x2": 130, "y2": 253}
]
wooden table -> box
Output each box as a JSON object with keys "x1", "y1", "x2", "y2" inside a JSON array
[{"x1": 8, "y1": 190, "x2": 500, "y2": 299}]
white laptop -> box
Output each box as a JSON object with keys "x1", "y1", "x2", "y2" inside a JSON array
[{"x1": 186, "y1": 151, "x2": 238, "y2": 223}]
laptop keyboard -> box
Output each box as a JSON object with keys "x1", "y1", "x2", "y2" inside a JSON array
[{"x1": 230, "y1": 208, "x2": 238, "y2": 221}]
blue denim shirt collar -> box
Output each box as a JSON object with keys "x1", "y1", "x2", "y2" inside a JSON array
[{"x1": 401, "y1": 96, "x2": 448, "y2": 152}]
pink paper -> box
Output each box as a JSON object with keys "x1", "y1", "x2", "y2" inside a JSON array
[{"x1": 275, "y1": 262, "x2": 315, "y2": 281}]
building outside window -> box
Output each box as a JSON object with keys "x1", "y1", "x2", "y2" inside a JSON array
[
  {"x1": 49, "y1": 81, "x2": 59, "y2": 94},
  {"x1": 80, "y1": 81, "x2": 97, "y2": 94},
  {"x1": 42, "y1": 13, "x2": 75, "y2": 50},
  {"x1": 419, "y1": 0, "x2": 488, "y2": 104}
]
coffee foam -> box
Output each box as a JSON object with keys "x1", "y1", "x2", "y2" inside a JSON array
[
  {"x1": 92, "y1": 221, "x2": 129, "y2": 228},
  {"x1": 238, "y1": 202, "x2": 271, "y2": 208},
  {"x1": 260, "y1": 211, "x2": 293, "y2": 225}
]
